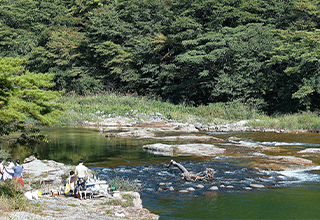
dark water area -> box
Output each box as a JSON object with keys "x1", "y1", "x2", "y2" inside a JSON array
[{"x1": 3, "y1": 128, "x2": 320, "y2": 219}]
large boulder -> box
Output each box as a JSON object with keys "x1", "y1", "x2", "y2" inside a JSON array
[{"x1": 143, "y1": 143, "x2": 226, "y2": 157}]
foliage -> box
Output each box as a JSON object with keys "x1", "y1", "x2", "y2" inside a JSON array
[
  {"x1": 0, "y1": 56, "x2": 64, "y2": 142},
  {"x1": 0, "y1": 0, "x2": 320, "y2": 114}
]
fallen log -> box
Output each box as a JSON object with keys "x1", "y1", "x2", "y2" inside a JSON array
[{"x1": 167, "y1": 160, "x2": 216, "y2": 182}]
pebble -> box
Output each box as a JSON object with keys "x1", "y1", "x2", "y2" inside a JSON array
[
  {"x1": 186, "y1": 187, "x2": 195, "y2": 191},
  {"x1": 179, "y1": 190, "x2": 189, "y2": 193},
  {"x1": 210, "y1": 186, "x2": 219, "y2": 191},
  {"x1": 167, "y1": 186, "x2": 174, "y2": 191},
  {"x1": 226, "y1": 185, "x2": 234, "y2": 189},
  {"x1": 196, "y1": 184, "x2": 204, "y2": 189}
]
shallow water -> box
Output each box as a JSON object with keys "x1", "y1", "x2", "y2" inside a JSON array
[{"x1": 4, "y1": 128, "x2": 320, "y2": 219}]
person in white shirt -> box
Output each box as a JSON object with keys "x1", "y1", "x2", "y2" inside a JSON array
[
  {"x1": 75, "y1": 159, "x2": 88, "y2": 199},
  {"x1": 3, "y1": 158, "x2": 15, "y2": 181}
]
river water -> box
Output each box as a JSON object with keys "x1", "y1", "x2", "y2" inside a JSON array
[{"x1": 6, "y1": 128, "x2": 320, "y2": 219}]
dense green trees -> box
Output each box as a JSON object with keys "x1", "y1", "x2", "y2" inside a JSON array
[
  {"x1": 0, "y1": 56, "x2": 64, "y2": 136},
  {"x1": 1, "y1": 0, "x2": 320, "y2": 114}
]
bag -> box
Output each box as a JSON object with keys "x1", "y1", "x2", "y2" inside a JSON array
[{"x1": 65, "y1": 183, "x2": 70, "y2": 194}]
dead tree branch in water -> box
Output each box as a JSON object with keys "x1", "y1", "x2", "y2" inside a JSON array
[{"x1": 166, "y1": 160, "x2": 216, "y2": 182}]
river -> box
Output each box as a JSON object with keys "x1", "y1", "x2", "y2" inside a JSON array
[{"x1": 6, "y1": 128, "x2": 320, "y2": 219}]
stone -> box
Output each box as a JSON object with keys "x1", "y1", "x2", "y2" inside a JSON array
[
  {"x1": 159, "y1": 182, "x2": 166, "y2": 186},
  {"x1": 23, "y1": 155, "x2": 37, "y2": 164},
  {"x1": 298, "y1": 148, "x2": 320, "y2": 154},
  {"x1": 186, "y1": 187, "x2": 195, "y2": 191},
  {"x1": 210, "y1": 186, "x2": 219, "y2": 191},
  {"x1": 226, "y1": 185, "x2": 234, "y2": 189},
  {"x1": 243, "y1": 187, "x2": 252, "y2": 190},
  {"x1": 250, "y1": 184, "x2": 265, "y2": 188},
  {"x1": 167, "y1": 186, "x2": 174, "y2": 191},
  {"x1": 179, "y1": 190, "x2": 189, "y2": 193},
  {"x1": 196, "y1": 184, "x2": 204, "y2": 189},
  {"x1": 143, "y1": 143, "x2": 226, "y2": 157}
]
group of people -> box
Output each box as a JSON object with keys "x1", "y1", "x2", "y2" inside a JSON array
[
  {"x1": 0, "y1": 158, "x2": 24, "y2": 186},
  {"x1": 66, "y1": 159, "x2": 88, "y2": 200}
]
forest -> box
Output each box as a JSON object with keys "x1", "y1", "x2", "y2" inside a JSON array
[{"x1": 1, "y1": 0, "x2": 320, "y2": 114}]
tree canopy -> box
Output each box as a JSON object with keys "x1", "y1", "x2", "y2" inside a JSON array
[
  {"x1": 1, "y1": 0, "x2": 320, "y2": 113},
  {"x1": 0, "y1": 56, "x2": 64, "y2": 135}
]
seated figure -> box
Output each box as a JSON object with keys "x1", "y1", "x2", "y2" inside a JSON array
[{"x1": 66, "y1": 171, "x2": 77, "y2": 195}]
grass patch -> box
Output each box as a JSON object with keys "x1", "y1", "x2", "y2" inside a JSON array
[
  {"x1": 103, "y1": 194, "x2": 135, "y2": 208},
  {"x1": 107, "y1": 176, "x2": 140, "y2": 192},
  {"x1": 103, "y1": 198, "x2": 122, "y2": 206},
  {"x1": 57, "y1": 92, "x2": 262, "y2": 126},
  {"x1": 0, "y1": 181, "x2": 30, "y2": 212},
  {"x1": 121, "y1": 194, "x2": 135, "y2": 207},
  {"x1": 247, "y1": 112, "x2": 320, "y2": 131},
  {"x1": 68, "y1": 203, "x2": 78, "y2": 207}
]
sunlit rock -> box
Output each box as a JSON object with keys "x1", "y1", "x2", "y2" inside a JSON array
[
  {"x1": 297, "y1": 148, "x2": 320, "y2": 154},
  {"x1": 196, "y1": 184, "x2": 204, "y2": 189},
  {"x1": 250, "y1": 184, "x2": 265, "y2": 188},
  {"x1": 143, "y1": 143, "x2": 226, "y2": 157},
  {"x1": 186, "y1": 187, "x2": 195, "y2": 191},
  {"x1": 210, "y1": 186, "x2": 219, "y2": 191}
]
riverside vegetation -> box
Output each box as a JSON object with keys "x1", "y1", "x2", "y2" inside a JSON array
[{"x1": 57, "y1": 93, "x2": 320, "y2": 133}]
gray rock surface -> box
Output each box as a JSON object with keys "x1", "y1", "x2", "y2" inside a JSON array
[{"x1": 143, "y1": 143, "x2": 226, "y2": 157}]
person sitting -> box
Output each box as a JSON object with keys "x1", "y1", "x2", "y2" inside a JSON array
[
  {"x1": 13, "y1": 159, "x2": 24, "y2": 187},
  {"x1": 66, "y1": 171, "x2": 77, "y2": 195},
  {"x1": 75, "y1": 159, "x2": 88, "y2": 200},
  {"x1": 3, "y1": 158, "x2": 14, "y2": 181}
]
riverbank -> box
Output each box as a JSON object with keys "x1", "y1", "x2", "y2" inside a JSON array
[
  {"x1": 56, "y1": 93, "x2": 320, "y2": 133},
  {"x1": 2, "y1": 159, "x2": 159, "y2": 220}
]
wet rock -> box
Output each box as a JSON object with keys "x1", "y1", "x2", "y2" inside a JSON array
[
  {"x1": 243, "y1": 187, "x2": 252, "y2": 190},
  {"x1": 297, "y1": 148, "x2": 320, "y2": 154},
  {"x1": 179, "y1": 190, "x2": 189, "y2": 193},
  {"x1": 268, "y1": 156, "x2": 313, "y2": 166},
  {"x1": 158, "y1": 187, "x2": 164, "y2": 192},
  {"x1": 167, "y1": 186, "x2": 174, "y2": 191},
  {"x1": 250, "y1": 184, "x2": 265, "y2": 188},
  {"x1": 196, "y1": 184, "x2": 204, "y2": 189},
  {"x1": 210, "y1": 186, "x2": 219, "y2": 191},
  {"x1": 159, "y1": 182, "x2": 166, "y2": 186},
  {"x1": 143, "y1": 143, "x2": 226, "y2": 157},
  {"x1": 226, "y1": 185, "x2": 234, "y2": 189},
  {"x1": 186, "y1": 187, "x2": 195, "y2": 192},
  {"x1": 219, "y1": 185, "x2": 225, "y2": 188}
]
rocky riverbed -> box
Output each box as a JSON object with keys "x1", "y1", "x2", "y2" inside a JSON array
[
  {"x1": 3, "y1": 159, "x2": 159, "y2": 220},
  {"x1": 86, "y1": 117, "x2": 318, "y2": 172}
]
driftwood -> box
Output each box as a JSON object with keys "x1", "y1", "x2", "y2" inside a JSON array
[{"x1": 167, "y1": 160, "x2": 216, "y2": 182}]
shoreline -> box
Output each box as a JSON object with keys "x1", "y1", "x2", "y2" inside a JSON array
[{"x1": 4, "y1": 159, "x2": 159, "y2": 220}]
